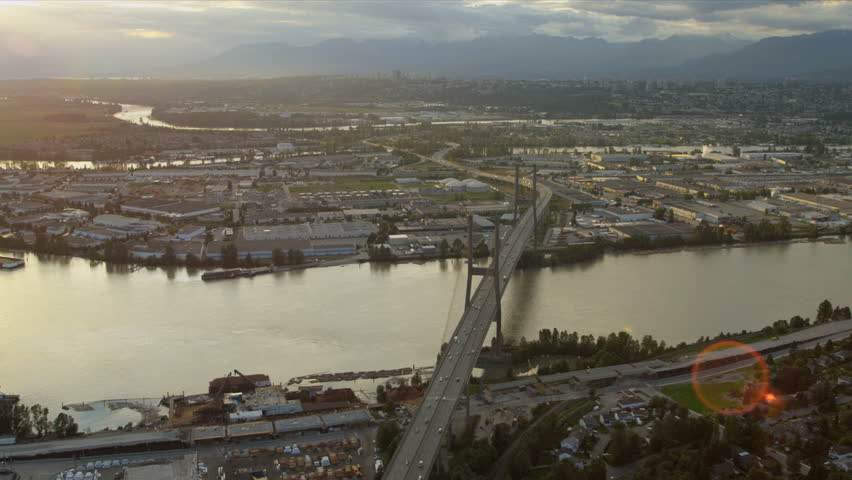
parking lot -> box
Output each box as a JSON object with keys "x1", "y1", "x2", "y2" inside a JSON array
[{"x1": 198, "y1": 430, "x2": 376, "y2": 480}]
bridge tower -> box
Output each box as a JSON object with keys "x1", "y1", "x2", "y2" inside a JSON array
[
  {"x1": 532, "y1": 165, "x2": 538, "y2": 250},
  {"x1": 513, "y1": 165, "x2": 520, "y2": 221},
  {"x1": 464, "y1": 215, "x2": 503, "y2": 351}
]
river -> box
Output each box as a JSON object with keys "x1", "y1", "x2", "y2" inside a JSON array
[{"x1": 1, "y1": 239, "x2": 849, "y2": 428}]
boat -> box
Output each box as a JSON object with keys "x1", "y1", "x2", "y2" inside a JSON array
[
  {"x1": 202, "y1": 266, "x2": 274, "y2": 281},
  {"x1": 201, "y1": 268, "x2": 244, "y2": 281},
  {"x1": 0, "y1": 256, "x2": 24, "y2": 270}
]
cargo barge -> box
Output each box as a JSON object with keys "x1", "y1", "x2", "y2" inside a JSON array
[
  {"x1": 201, "y1": 266, "x2": 272, "y2": 281},
  {"x1": 0, "y1": 256, "x2": 25, "y2": 270}
]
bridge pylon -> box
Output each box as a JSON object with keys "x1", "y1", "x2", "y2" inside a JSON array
[
  {"x1": 464, "y1": 215, "x2": 503, "y2": 352},
  {"x1": 513, "y1": 165, "x2": 520, "y2": 221},
  {"x1": 532, "y1": 165, "x2": 538, "y2": 250}
]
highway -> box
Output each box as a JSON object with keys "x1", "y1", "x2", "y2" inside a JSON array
[{"x1": 384, "y1": 147, "x2": 552, "y2": 479}]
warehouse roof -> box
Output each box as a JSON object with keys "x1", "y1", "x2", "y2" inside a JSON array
[
  {"x1": 273, "y1": 415, "x2": 324, "y2": 433},
  {"x1": 227, "y1": 421, "x2": 273, "y2": 438},
  {"x1": 320, "y1": 409, "x2": 372, "y2": 427}
]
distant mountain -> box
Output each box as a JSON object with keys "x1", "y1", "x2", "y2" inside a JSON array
[
  {"x1": 673, "y1": 30, "x2": 852, "y2": 80},
  {"x1": 179, "y1": 34, "x2": 749, "y2": 79},
  {"x1": 4, "y1": 30, "x2": 852, "y2": 80}
]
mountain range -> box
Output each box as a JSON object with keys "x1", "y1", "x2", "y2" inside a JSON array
[{"x1": 3, "y1": 30, "x2": 852, "y2": 80}]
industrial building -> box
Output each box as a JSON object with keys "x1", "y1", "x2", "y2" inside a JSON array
[
  {"x1": 226, "y1": 421, "x2": 274, "y2": 438},
  {"x1": 778, "y1": 192, "x2": 852, "y2": 217},
  {"x1": 437, "y1": 178, "x2": 491, "y2": 193},
  {"x1": 127, "y1": 239, "x2": 204, "y2": 261},
  {"x1": 205, "y1": 238, "x2": 358, "y2": 260},
  {"x1": 120, "y1": 198, "x2": 220, "y2": 219},
  {"x1": 596, "y1": 206, "x2": 654, "y2": 222},
  {"x1": 175, "y1": 225, "x2": 206, "y2": 240},
  {"x1": 610, "y1": 222, "x2": 695, "y2": 240},
  {"x1": 241, "y1": 222, "x2": 377, "y2": 241}
]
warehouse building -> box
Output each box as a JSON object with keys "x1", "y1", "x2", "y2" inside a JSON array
[
  {"x1": 121, "y1": 198, "x2": 220, "y2": 219},
  {"x1": 610, "y1": 222, "x2": 695, "y2": 240},
  {"x1": 241, "y1": 222, "x2": 377, "y2": 241}
]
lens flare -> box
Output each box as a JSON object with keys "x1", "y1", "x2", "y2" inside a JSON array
[{"x1": 690, "y1": 340, "x2": 769, "y2": 415}]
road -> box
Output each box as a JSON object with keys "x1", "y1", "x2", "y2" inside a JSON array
[{"x1": 383, "y1": 145, "x2": 552, "y2": 479}]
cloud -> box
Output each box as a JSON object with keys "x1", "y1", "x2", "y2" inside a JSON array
[
  {"x1": 0, "y1": 0, "x2": 849, "y2": 75},
  {"x1": 619, "y1": 17, "x2": 658, "y2": 38},
  {"x1": 123, "y1": 28, "x2": 174, "y2": 39}
]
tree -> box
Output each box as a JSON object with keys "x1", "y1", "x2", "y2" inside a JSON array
[
  {"x1": 666, "y1": 209, "x2": 675, "y2": 223},
  {"x1": 376, "y1": 385, "x2": 386, "y2": 403},
  {"x1": 787, "y1": 452, "x2": 802, "y2": 476},
  {"x1": 816, "y1": 299, "x2": 833, "y2": 324},
  {"x1": 376, "y1": 420, "x2": 401, "y2": 452},
  {"x1": 221, "y1": 243, "x2": 239, "y2": 268},
  {"x1": 185, "y1": 253, "x2": 201, "y2": 268},
  {"x1": 451, "y1": 238, "x2": 464, "y2": 256},
  {"x1": 161, "y1": 244, "x2": 177, "y2": 266},
  {"x1": 832, "y1": 306, "x2": 851, "y2": 321},
  {"x1": 31, "y1": 404, "x2": 50, "y2": 437},
  {"x1": 52, "y1": 412, "x2": 78, "y2": 437},
  {"x1": 411, "y1": 371, "x2": 422, "y2": 388},
  {"x1": 609, "y1": 425, "x2": 643, "y2": 465},
  {"x1": 242, "y1": 253, "x2": 254, "y2": 268},
  {"x1": 272, "y1": 248, "x2": 286, "y2": 266},
  {"x1": 509, "y1": 448, "x2": 532, "y2": 479},
  {"x1": 439, "y1": 239, "x2": 450, "y2": 258},
  {"x1": 492, "y1": 423, "x2": 511, "y2": 452}
]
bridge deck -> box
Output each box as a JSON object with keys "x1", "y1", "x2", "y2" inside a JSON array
[{"x1": 385, "y1": 181, "x2": 551, "y2": 479}]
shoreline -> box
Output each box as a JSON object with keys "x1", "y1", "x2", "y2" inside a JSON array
[
  {"x1": 625, "y1": 236, "x2": 846, "y2": 257},
  {"x1": 2, "y1": 235, "x2": 846, "y2": 276}
]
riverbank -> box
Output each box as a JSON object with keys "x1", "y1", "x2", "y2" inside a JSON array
[
  {"x1": 1, "y1": 233, "x2": 847, "y2": 279},
  {"x1": 625, "y1": 235, "x2": 847, "y2": 257}
]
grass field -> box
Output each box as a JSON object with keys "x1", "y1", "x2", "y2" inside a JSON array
[
  {"x1": 0, "y1": 97, "x2": 123, "y2": 144},
  {"x1": 661, "y1": 383, "x2": 715, "y2": 415},
  {"x1": 663, "y1": 363, "x2": 763, "y2": 415}
]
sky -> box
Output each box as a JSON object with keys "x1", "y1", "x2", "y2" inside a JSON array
[{"x1": 1, "y1": 0, "x2": 851, "y2": 73}]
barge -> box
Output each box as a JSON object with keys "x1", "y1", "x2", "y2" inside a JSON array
[
  {"x1": 0, "y1": 256, "x2": 24, "y2": 270},
  {"x1": 201, "y1": 266, "x2": 273, "y2": 281}
]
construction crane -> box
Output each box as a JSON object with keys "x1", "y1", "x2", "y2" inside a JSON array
[{"x1": 233, "y1": 369, "x2": 259, "y2": 393}]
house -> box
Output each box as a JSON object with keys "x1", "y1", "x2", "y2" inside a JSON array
[
  {"x1": 733, "y1": 449, "x2": 760, "y2": 471},
  {"x1": 579, "y1": 415, "x2": 600, "y2": 430},
  {"x1": 617, "y1": 393, "x2": 647, "y2": 409},
  {"x1": 599, "y1": 413, "x2": 616, "y2": 427},
  {"x1": 829, "y1": 445, "x2": 852, "y2": 461},
  {"x1": 615, "y1": 411, "x2": 635, "y2": 425},
  {"x1": 560, "y1": 436, "x2": 580, "y2": 453}
]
